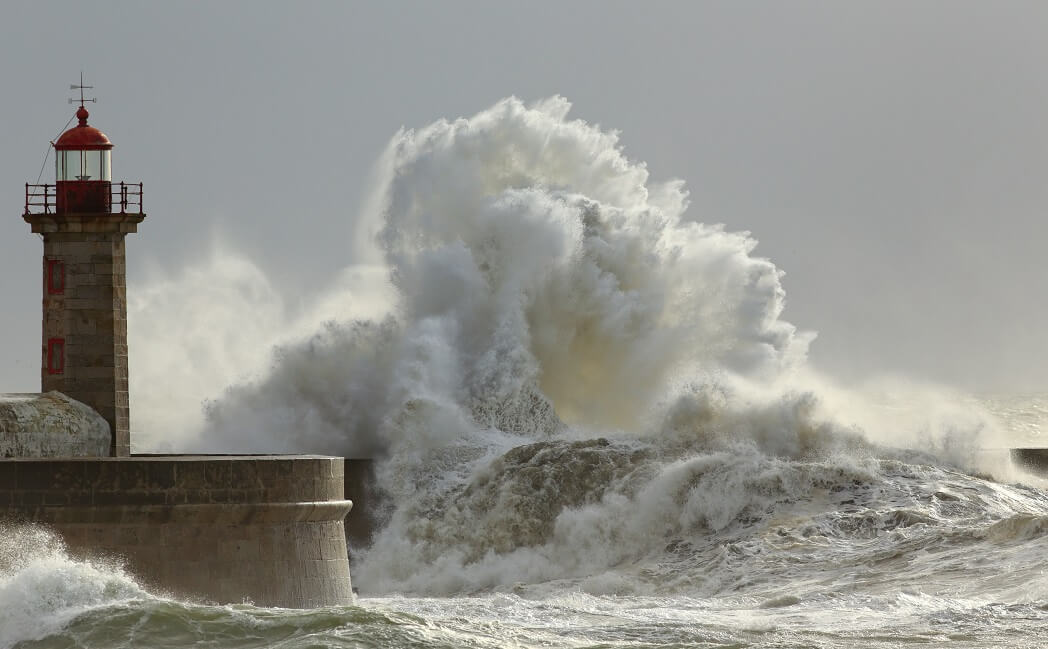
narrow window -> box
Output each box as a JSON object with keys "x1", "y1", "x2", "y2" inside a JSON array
[
  {"x1": 47, "y1": 259, "x2": 65, "y2": 294},
  {"x1": 47, "y1": 338, "x2": 64, "y2": 375}
]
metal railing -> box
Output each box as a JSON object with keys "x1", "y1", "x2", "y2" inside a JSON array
[
  {"x1": 24, "y1": 183, "x2": 54, "y2": 215},
  {"x1": 114, "y1": 182, "x2": 143, "y2": 214},
  {"x1": 24, "y1": 182, "x2": 144, "y2": 216}
]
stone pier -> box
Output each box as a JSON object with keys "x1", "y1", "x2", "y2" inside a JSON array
[{"x1": 0, "y1": 455, "x2": 354, "y2": 608}]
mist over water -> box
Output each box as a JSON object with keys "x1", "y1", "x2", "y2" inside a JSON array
[{"x1": 66, "y1": 96, "x2": 1048, "y2": 646}]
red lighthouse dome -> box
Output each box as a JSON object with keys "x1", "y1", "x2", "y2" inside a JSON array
[
  {"x1": 54, "y1": 106, "x2": 113, "y2": 151},
  {"x1": 54, "y1": 105, "x2": 113, "y2": 213}
]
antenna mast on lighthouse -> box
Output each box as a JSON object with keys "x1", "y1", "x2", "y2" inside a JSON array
[{"x1": 69, "y1": 72, "x2": 97, "y2": 108}]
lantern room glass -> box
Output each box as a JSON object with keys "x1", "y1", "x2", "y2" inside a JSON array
[{"x1": 56, "y1": 150, "x2": 111, "y2": 181}]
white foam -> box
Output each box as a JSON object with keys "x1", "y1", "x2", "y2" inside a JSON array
[
  {"x1": 120, "y1": 96, "x2": 1033, "y2": 597},
  {"x1": 0, "y1": 526, "x2": 149, "y2": 648}
]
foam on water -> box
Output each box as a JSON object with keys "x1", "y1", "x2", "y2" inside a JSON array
[{"x1": 0, "y1": 526, "x2": 150, "y2": 648}]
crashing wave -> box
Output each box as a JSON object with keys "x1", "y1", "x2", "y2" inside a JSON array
[{"x1": 136, "y1": 96, "x2": 1021, "y2": 596}]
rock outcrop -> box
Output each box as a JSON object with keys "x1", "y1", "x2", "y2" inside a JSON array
[{"x1": 0, "y1": 391, "x2": 110, "y2": 457}]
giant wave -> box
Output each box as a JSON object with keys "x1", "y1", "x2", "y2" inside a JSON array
[{"x1": 120, "y1": 97, "x2": 1043, "y2": 604}]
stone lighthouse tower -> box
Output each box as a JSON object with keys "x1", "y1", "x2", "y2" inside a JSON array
[{"x1": 22, "y1": 88, "x2": 145, "y2": 457}]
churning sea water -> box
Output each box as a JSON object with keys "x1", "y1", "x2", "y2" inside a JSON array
[
  {"x1": 5, "y1": 98, "x2": 1047, "y2": 647},
  {"x1": 3, "y1": 392, "x2": 1048, "y2": 649}
]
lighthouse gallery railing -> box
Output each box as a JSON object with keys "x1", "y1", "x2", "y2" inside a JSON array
[{"x1": 24, "y1": 182, "x2": 143, "y2": 216}]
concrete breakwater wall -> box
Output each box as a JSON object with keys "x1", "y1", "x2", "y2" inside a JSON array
[
  {"x1": 1011, "y1": 448, "x2": 1048, "y2": 475},
  {"x1": 0, "y1": 455, "x2": 354, "y2": 608},
  {"x1": 343, "y1": 458, "x2": 376, "y2": 551}
]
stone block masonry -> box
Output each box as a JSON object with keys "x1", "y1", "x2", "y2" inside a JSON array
[
  {"x1": 24, "y1": 212, "x2": 145, "y2": 457},
  {"x1": 0, "y1": 455, "x2": 355, "y2": 608}
]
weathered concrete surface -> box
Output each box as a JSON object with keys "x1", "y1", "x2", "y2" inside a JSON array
[
  {"x1": 0, "y1": 391, "x2": 109, "y2": 458},
  {"x1": 0, "y1": 455, "x2": 353, "y2": 608}
]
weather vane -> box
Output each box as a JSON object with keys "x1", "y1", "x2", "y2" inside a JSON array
[{"x1": 68, "y1": 72, "x2": 96, "y2": 107}]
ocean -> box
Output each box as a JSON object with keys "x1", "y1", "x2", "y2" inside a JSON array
[
  {"x1": 4, "y1": 97, "x2": 1047, "y2": 647},
  {"x1": 3, "y1": 393, "x2": 1047, "y2": 648}
]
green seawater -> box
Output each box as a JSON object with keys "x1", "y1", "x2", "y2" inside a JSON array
[
  {"x1": 5, "y1": 394, "x2": 1048, "y2": 649},
  {"x1": 12, "y1": 595, "x2": 1048, "y2": 649}
]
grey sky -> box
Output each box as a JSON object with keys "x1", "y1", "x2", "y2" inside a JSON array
[{"x1": 2, "y1": 1, "x2": 1046, "y2": 394}]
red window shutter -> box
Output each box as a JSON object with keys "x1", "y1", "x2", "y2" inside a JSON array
[
  {"x1": 47, "y1": 259, "x2": 65, "y2": 295},
  {"x1": 47, "y1": 338, "x2": 64, "y2": 375}
]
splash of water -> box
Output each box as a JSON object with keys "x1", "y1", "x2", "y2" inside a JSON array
[
  {"x1": 0, "y1": 525, "x2": 149, "y2": 648},
  {"x1": 129, "y1": 249, "x2": 393, "y2": 452},
  {"x1": 189, "y1": 97, "x2": 811, "y2": 453},
  {"x1": 126, "y1": 96, "x2": 1017, "y2": 596}
]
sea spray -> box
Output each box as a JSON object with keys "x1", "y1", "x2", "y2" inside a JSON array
[
  {"x1": 0, "y1": 525, "x2": 148, "y2": 648},
  {"x1": 193, "y1": 97, "x2": 813, "y2": 451},
  {"x1": 128, "y1": 254, "x2": 393, "y2": 452},
  {"x1": 124, "y1": 97, "x2": 1025, "y2": 598}
]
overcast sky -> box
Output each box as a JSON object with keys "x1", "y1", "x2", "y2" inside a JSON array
[{"x1": 2, "y1": 1, "x2": 1046, "y2": 395}]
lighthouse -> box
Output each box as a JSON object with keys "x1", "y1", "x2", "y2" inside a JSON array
[
  {"x1": 3, "y1": 81, "x2": 363, "y2": 608},
  {"x1": 22, "y1": 86, "x2": 145, "y2": 457}
]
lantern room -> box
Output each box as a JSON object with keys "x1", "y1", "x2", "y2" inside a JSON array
[{"x1": 53, "y1": 105, "x2": 113, "y2": 214}]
